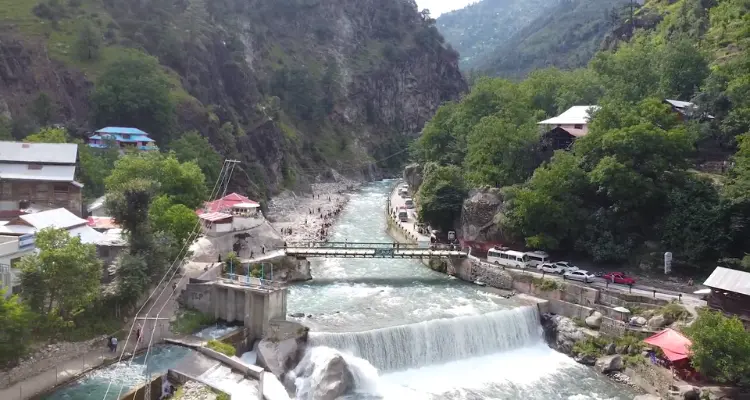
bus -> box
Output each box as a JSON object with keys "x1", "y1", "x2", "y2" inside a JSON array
[
  {"x1": 487, "y1": 248, "x2": 528, "y2": 269},
  {"x1": 525, "y1": 251, "x2": 549, "y2": 268}
]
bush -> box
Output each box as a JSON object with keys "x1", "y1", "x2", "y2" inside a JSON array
[
  {"x1": 170, "y1": 309, "x2": 215, "y2": 335},
  {"x1": 685, "y1": 310, "x2": 750, "y2": 385},
  {"x1": 660, "y1": 302, "x2": 689, "y2": 322},
  {"x1": 207, "y1": 340, "x2": 236, "y2": 357},
  {"x1": 532, "y1": 277, "x2": 562, "y2": 291},
  {"x1": 572, "y1": 337, "x2": 607, "y2": 357}
]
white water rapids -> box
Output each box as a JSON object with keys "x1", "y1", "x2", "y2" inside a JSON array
[{"x1": 288, "y1": 181, "x2": 637, "y2": 399}]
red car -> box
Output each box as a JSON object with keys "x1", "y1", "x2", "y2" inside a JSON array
[{"x1": 603, "y1": 272, "x2": 636, "y2": 285}]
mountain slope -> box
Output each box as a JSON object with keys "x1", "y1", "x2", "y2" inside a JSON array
[
  {"x1": 476, "y1": 0, "x2": 632, "y2": 78},
  {"x1": 436, "y1": 0, "x2": 558, "y2": 70},
  {"x1": 0, "y1": 0, "x2": 466, "y2": 197}
]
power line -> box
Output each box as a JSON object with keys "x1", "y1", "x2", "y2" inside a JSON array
[{"x1": 101, "y1": 160, "x2": 238, "y2": 400}]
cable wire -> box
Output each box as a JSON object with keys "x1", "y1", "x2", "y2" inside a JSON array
[{"x1": 101, "y1": 160, "x2": 233, "y2": 400}]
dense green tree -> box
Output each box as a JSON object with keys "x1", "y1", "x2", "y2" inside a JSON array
[
  {"x1": 91, "y1": 54, "x2": 175, "y2": 144},
  {"x1": 149, "y1": 195, "x2": 199, "y2": 249},
  {"x1": 106, "y1": 178, "x2": 156, "y2": 254},
  {"x1": 74, "y1": 21, "x2": 102, "y2": 61},
  {"x1": 686, "y1": 309, "x2": 750, "y2": 385},
  {"x1": 30, "y1": 93, "x2": 55, "y2": 126},
  {"x1": 0, "y1": 291, "x2": 33, "y2": 367},
  {"x1": 503, "y1": 152, "x2": 589, "y2": 250},
  {"x1": 412, "y1": 102, "x2": 460, "y2": 165},
  {"x1": 0, "y1": 116, "x2": 12, "y2": 140},
  {"x1": 24, "y1": 126, "x2": 67, "y2": 143},
  {"x1": 656, "y1": 39, "x2": 709, "y2": 100},
  {"x1": 169, "y1": 131, "x2": 223, "y2": 185},
  {"x1": 416, "y1": 164, "x2": 467, "y2": 231},
  {"x1": 106, "y1": 152, "x2": 207, "y2": 209},
  {"x1": 464, "y1": 117, "x2": 539, "y2": 187},
  {"x1": 18, "y1": 228, "x2": 101, "y2": 320},
  {"x1": 591, "y1": 35, "x2": 660, "y2": 103},
  {"x1": 78, "y1": 143, "x2": 119, "y2": 200}
]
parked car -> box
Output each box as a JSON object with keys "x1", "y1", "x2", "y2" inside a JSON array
[
  {"x1": 553, "y1": 261, "x2": 579, "y2": 273},
  {"x1": 602, "y1": 272, "x2": 636, "y2": 285},
  {"x1": 563, "y1": 270, "x2": 596, "y2": 283},
  {"x1": 537, "y1": 263, "x2": 564, "y2": 274}
]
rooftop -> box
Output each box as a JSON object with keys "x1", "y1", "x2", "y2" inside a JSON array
[
  {"x1": 200, "y1": 193, "x2": 259, "y2": 214},
  {"x1": 0, "y1": 141, "x2": 78, "y2": 164},
  {"x1": 704, "y1": 267, "x2": 750, "y2": 297},
  {"x1": 199, "y1": 212, "x2": 233, "y2": 223},
  {"x1": 20, "y1": 208, "x2": 88, "y2": 230},
  {"x1": 95, "y1": 127, "x2": 150, "y2": 136},
  {"x1": 538, "y1": 105, "x2": 600, "y2": 126},
  {"x1": 664, "y1": 99, "x2": 693, "y2": 109},
  {"x1": 0, "y1": 163, "x2": 76, "y2": 182}
]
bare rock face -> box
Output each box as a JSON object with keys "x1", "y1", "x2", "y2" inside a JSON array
[
  {"x1": 256, "y1": 320, "x2": 310, "y2": 379},
  {"x1": 647, "y1": 314, "x2": 667, "y2": 330},
  {"x1": 595, "y1": 355, "x2": 623, "y2": 373},
  {"x1": 459, "y1": 188, "x2": 508, "y2": 243},
  {"x1": 403, "y1": 163, "x2": 424, "y2": 192},
  {"x1": 585, "y1": 311, "x2": 603, "y2": 329},
  {"x1": 540, "y1": 314, "x2": 587, "y2": 354}
]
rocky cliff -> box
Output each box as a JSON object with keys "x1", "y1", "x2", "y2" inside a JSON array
[{"x1": 0, "y1": 0, "x2": 466, "y2": 197}]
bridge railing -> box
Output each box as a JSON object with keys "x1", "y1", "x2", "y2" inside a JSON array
[
  {"x1": 282, "y1": 241, "x2": 421, "y2": 249},
  {"x1": 221, "y1": 274, "x2": 285, "y2": 290}
]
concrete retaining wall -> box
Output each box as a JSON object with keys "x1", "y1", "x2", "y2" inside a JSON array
[
  {"x1": 120, "y1": 374, "x2": 163, "y2": 400},
  {"x1": 181, "y1": 283, "x2": 214, "y2": 314},
  {"x1": 195, "y1": 347, "x2": 265, "y2": 380},
  {"x1": 599, "y1": 291, "x2": 669, "y2": 308},
  {"x1": 166, "y1": 370, "x2": 234, "y2": 399}
]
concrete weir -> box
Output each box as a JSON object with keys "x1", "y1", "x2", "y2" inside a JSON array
[{"x1": 181, "y1": 278, "x2": 288, "y2": 342}]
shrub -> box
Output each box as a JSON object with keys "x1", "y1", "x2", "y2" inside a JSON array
[
  {"x1": 170, "y1": 309, "x2": 215, "y2": 335},
  {"x1": 660, "y1": 302, "x2": 689, "y2": 322},
  {"x1": 207, "y1": 340, "x2": 236, "y2": 357},
  {"x1": 572, "y1": 336, "x2": 607, "y2": 357},
  {"x1": 533, "y1": 277, "x2": 562, "y2": 291}
]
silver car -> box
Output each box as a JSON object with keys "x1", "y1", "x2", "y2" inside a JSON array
[{"x1": 563, "y1": 270, "x2": 595, "y2": 283}]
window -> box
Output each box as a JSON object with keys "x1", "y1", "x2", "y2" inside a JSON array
[
  {"x1": 27, "y1": 164, "x2": 43, "y2": 170},
  {"x1": 53, "y1": 184, "x2": 69, "y2": 193},
  {"x1": 573, "y1": 124, "x2": 583, "y2": 129},
  {"x1": 1, "y1": 182, "x2": 11, "y2": 197}
]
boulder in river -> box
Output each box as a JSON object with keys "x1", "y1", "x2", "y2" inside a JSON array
[
  {"x1": 596, "y1": 355, "x2": 624, "y2": 373},
  {"x1": 292, "y1": 348, "x2": 355, "y2": 400},
  {"x1": 647, "y1": 314, "x2": 667, "y2": 330},
  {"x1": 541, "y1": 314, "x2": 588, "y2": 354}
]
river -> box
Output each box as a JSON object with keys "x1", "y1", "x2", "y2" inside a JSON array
[{"x1": 288, "y1": 180, "x2": 636, "y2": 400}]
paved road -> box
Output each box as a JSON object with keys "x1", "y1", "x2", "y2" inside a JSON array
[{"x1": 388, "y1": 182, "x2": 430, "y2": 242}]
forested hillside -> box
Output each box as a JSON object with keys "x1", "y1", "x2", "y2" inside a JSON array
[
  {"x1": 414, "y1": 0, "x2": 750, "y2": 273},
  {"x1": 436, "y1": 0, "x2": 556, "y2": 70},
  {"x1": 0, "y1": 0, "x2": 465, "y2": 199},
  {"x1": 476, "y1": 0, "x2": 632, "y2": 78}
]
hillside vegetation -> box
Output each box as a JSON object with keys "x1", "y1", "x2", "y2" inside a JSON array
[
  {"x1": 476, "y1": 0, "x2": 632, "y2": 78},
  {"x1": 414, "y1": 0, "x2": 750, "y2": 273},
  {"x1": 0, "y1": 0, "x2": 465, "y2": 199},
  {"x1": 436, "y1": 0, "x2": 556, "y2": 71}
]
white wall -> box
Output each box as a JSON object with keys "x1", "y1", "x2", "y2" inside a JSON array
[{"x1": 559, "y1": 124, "x2": 589, "y2": 137}]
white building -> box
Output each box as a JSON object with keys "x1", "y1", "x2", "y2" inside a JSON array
[
  {"x1": 0, "y1": 234, "x2": 36, "y2": 297},
  {"x1": 538, "y1": 105, "x2": 600, "y2": 137},
  {"x1": 199, "y1": 212, "x2": 234, "y2": 236}
]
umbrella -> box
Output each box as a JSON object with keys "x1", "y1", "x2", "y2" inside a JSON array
[{"x1": 693, "y1": 289, "x2": 711, "y2": 295}]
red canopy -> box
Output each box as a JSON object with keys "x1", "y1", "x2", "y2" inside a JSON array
[{"x1": 644, "y1": 328, "x2": 692, "y2": 362}]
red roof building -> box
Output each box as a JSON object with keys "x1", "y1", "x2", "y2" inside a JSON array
[{"x1": 199, "y1": 193, "x2": 259, "y2": 215}]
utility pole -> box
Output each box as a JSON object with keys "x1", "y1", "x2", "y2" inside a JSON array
[{"x1": 630, "y1": 0, "x2": 635, "y2": 33}]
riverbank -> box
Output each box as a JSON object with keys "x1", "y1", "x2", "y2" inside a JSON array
[{"x1": 267, "y1": 181, "x2": 358, "y2": 244}]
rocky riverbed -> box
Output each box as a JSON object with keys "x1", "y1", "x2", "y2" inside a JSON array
[{"x1": 267, "y1": 181, "x2": 358, "y2": 244}]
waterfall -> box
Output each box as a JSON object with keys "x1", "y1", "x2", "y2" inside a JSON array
[{"x1": 307, "y1": 306, "x2": 542, "y2": 372}]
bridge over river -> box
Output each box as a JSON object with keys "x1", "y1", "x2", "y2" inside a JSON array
[{"x1": 277, "y1": 241, "x2": 468, "y2": 259}]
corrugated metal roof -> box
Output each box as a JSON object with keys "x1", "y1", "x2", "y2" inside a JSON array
[
  {"x1": 96, "y1": 228, "x2": 127, "y2": 246},
  {"x1": 67, "y1": 225, "x2": 105, "y2": 244},
  {"x1": 20, "y1": 208, "x2": 87, "y2": 230},
  {"x1": 0, "y1": 163, "x2": 76, "y2": 182},
  {"x1": 199, "y1": 212, "x2": 233, "y2": 222},
  {"x1": 538, "y1": 106, "x2": 600, "y2": 125},
  {"x1": 87, "y1": 195, "x2": 107, "y2": 212},
  {"x1": 703, "y1": 267, "x2": 750, "y2": 296},
  {"x1": 0, "y1": 141, "x2": 78, "y2": 164},
  {"x1": 95, "y1": 127, "x2": 149, "y2": 135},
  {"x1": 665, "y1": 99, "x2": 693, "y2": 109}
]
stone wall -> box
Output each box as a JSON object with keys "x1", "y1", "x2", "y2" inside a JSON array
[{"x1": 447, "y1": 258, "x2": 514, "y2": 290}]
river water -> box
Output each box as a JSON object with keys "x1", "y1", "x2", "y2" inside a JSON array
[{"x1": 288, "y1": 180, "x2": 636, "y2": 400}]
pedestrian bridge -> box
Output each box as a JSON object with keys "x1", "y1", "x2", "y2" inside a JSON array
[{"x1": 278, "y1": 241, "x2": 468, "y2": 259}]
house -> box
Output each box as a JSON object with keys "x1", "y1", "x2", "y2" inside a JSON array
[
  {"x1": 0, "y1": 141, "x2": 83, "y2": 216},
  {"x1": 199, "y1": 212, "x2": 234, "y2": 236},
  {"x1": 538, "y1": 105, "x2": 600, "y2": 138},
  {"x1": 703, "y1": 267, "x2": 750, "y2": 329},
  {"x1": 0, "y1": 208, "x2": 104, "y2": 245},
  {"x1": 87, "y1": 195, "x2": 108, "y2": 217},
  {"x1": 96, "y1": 228, "x2": 128, "y2": 282},
  {"x1": 199, "y1": 193, "x2": 261, "y2": 217},
  {"x1": 664, "y1": 99, "x2": 714, "y2": 121},
  {"x1": 0, "y1": 234, "x2": 36, "y2": 298},
  {"x1": 88, "y1": 127, "x2": 158, "y2": 151}
]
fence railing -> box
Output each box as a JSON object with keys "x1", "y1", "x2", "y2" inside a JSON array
[{"x1": 221, "y1": 274, "x2": 285, "y2": 290}]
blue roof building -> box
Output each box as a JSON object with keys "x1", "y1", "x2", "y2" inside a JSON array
[{"x1": 89, "y1": 127, "x2": 158, "y2": 151}]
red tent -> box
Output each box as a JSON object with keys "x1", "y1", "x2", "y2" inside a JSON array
[{"x1": 644, "y1": 328, "x2": 692, "y2": 362}]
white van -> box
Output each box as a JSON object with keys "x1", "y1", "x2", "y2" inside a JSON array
[
  {"x1": 526, "y1": 251, "x2": 549, "y2": 268},
  {"x1": 487, "y1": 248, "x2": 528, "y2": 269},
  {"x1": 404, "y1": 198, "x2": 415, "y2": 209},
  {"x1": 398, "y1": 209, "x2": 408, "y2": 222}
]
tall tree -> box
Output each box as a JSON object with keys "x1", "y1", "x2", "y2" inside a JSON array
[
  {"x1": 0, "y1": 291, "x2": 33, "y2": 367},
  {"x1": 74, "y1": 21, "x2": 102, "y2": 61},
  {"x1": 18, "y1": 228, "x2": 101, "y2": 319},
  {"x1": 686, "y1": 310, "x2": 750, "y2": 385},
  {"x1": 169, "y1": 131, "x2": 223, "y2": 185}
]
